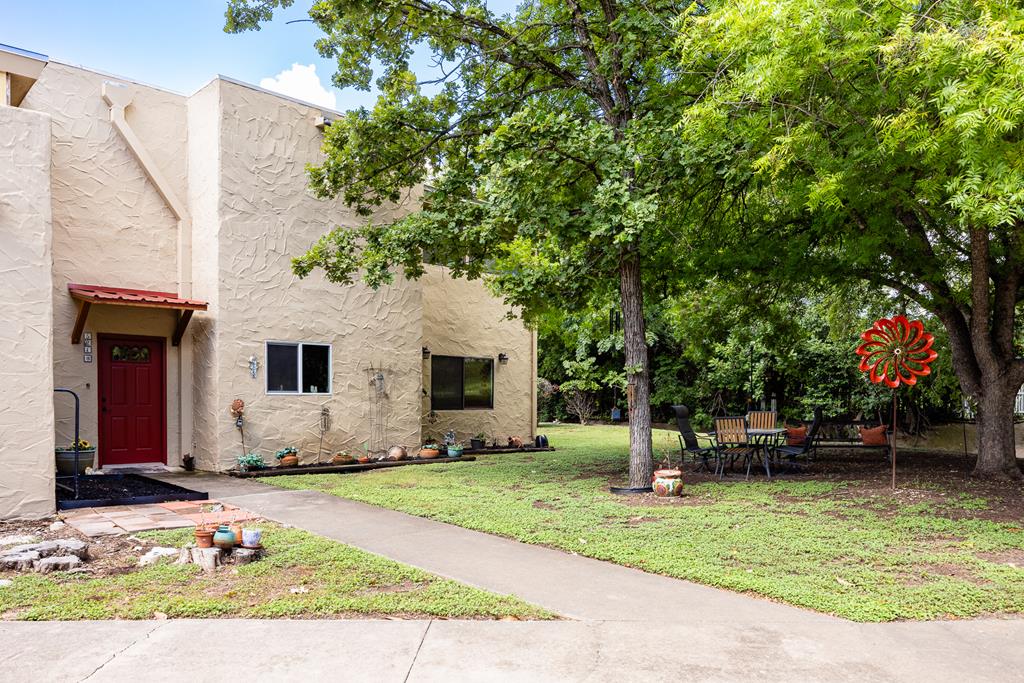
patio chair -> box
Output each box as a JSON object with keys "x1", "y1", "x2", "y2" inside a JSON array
[
  {"x1": 746, "y1": 409, "x2": 781, "y2": 453},
  {"x1": 769, "y1": 406, "x2": 822, "y2": 468},
  {"x1": 713, "y1": 416, "x2": 766, "y2": 480},
  {"x1": 671, "y1": 405, "x2": 720, "y2": 473}
]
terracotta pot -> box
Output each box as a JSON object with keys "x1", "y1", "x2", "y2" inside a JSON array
[
  {"x1": 357, "y1": 456, "x2": 371, "y2": 464},
  {"x1": 652, "y1": 469, "x2": 683, "y2": 497},
  {"x1": 195, "y1": 528, "x2": 214, "y2": 549},
  {"x1": 228, "y1": 523, "x2": 244, "y2": 546},
  {"x1": 331, "y1": 452, "x2": 355, "y2": 465},
  {"x1": 279, "y1": 454, "x2": 299, "y2": 467},
  {"x1": 419, "y1": 448, "x2": 440, "y2": 459}
]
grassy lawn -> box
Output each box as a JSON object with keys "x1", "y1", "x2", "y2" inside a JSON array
[
  {"x1": 0, "y1": 522, "x2": 550, "y2": 621},
  {"x1": 268, "y1": 424, "x2": 1024, "y2": 622}
]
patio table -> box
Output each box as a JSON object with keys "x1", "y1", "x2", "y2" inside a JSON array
[{"x1": 707, "y1": 428, "x2": 787, "y2": 475}]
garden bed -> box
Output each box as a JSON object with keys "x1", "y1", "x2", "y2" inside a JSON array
[
  {"x1": 229, "y1": 455, "x2": 478, "y2": 478},
  {"x1": 464, "y1": 446, "x2": 555, "y2": 455},
  {"x1": 56, "y1": 474, "x2": 208, "y2": 510}
]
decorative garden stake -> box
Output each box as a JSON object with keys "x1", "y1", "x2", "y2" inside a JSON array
[{"x1": 855, "y1": 315, "x2": 938, "y2": 490}]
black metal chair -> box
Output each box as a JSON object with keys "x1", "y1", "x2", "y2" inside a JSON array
[
  {"x1": 671, "y1": 405, "x2": 719, "y2": 473},
  {"x1": 769, "y1": 406, "x2": 822, "y2": 469}
]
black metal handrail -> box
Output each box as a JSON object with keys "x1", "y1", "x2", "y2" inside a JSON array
[{"x1": 53, "y1": 388, "x2": 81, "y2": 500}]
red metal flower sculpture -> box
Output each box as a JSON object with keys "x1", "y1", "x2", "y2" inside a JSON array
[{"x1": 856, "y1": 315, "x2": 938, "y2": 388}]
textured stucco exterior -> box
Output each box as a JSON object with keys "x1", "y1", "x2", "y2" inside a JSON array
[
  {"x1": 421, "y1": 267, "x2": 537, "y2": 445},
  {"x1": 0, "y1": 53, "x2": 536, "y2": 517},
  {"x1": 21, "y1": 63, "x2": 185, "y2": 459},
  {"x1": 199, "y1": 80, "x2": 426, "y2": 469},
  {"x1": 0, "y1": 106, "x2": 55, "y2": 518}
]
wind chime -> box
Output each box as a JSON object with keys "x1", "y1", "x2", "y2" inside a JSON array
[{"x1": 855, "y1": 315, "x2": 938, "y2": 490}]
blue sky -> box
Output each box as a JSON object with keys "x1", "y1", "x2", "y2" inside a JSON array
[{"x1": 3, "y1": 0, "x2": 480, "y2": 111}]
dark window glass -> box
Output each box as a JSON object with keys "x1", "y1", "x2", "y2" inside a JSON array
[
  {"x1": 431, "y1": 356, "x2": 464, "y2": 410},
  {"x1": 302, "y1": 344, "x2": 330, "y2": 393},
  {"x1": 431, "y1": 356, "x2": 493, "y2": 410},
  {"x1": 463, "y1": 358, "x2": 493, "y2": 409},
  {"x1": 266, "y1": 343, "x2": 298, "y2": 392},
  {"x1": 111, "y1": 345, "x2": 150, "y2": 362}
]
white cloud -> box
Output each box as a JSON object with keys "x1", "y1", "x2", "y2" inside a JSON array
[{"x1": 259, "y1": 63, "x2": 337, "y2": 110}]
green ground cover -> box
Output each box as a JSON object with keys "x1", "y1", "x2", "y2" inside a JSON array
[
  {"x1": 0, "y1": 523, "x2": 550, "y2": 621},
  {"x1": 270, "y1": 425, "x2": 1024, "y2": 621}
]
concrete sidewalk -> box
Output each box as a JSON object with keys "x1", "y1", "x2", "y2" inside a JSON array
[{"x1": 3, "y1": 617, "x2": 1024, "y2": 682}]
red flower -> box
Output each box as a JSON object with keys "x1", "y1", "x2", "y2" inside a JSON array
[{"x1": 856, "y1": 315, "x2": 937, "y2": 388}]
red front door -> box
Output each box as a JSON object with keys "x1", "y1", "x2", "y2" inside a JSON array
[{"x1": 98, "y1": 335, "x2": 166, "y2": 466}]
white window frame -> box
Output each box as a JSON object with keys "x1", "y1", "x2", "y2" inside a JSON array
[{"x1": 264, "y1": 341, "x2": 333, "y2": 395}]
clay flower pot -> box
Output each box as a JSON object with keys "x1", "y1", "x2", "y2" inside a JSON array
[
  {"x1": 418, "y1": 448, "x2": 440, "y2": 459},
  {"x1": 279, "y1": 454, "x2": 299, "y2": 467},
  {"x1": 652, "y1": 469, "x2": 683, "y2": 497},
  {"x1": 228, "y1": 523, "x2": 244, "y2": 546},
  {"x1": 195, "y1": 528, "x2": 215, "y2": 549},
  {"x1": 331, "y1": 452, "x2": 355, "y2": 465},
  {"x1": 356, "y1": 456, "x2": 371, "y2": 464}
]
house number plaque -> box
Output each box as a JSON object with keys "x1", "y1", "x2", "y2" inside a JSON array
[{"x1": 83, "y1": 332, "x2": 93, "y2": 363}]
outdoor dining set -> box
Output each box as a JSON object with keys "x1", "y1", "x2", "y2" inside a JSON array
[{"x1": 671, "y1": 405, "x2": 822, "y2": 480}]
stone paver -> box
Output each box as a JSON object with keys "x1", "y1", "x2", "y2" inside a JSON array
[{"x1": 62, "y1": 500, "x2": 255, "y2": 536}]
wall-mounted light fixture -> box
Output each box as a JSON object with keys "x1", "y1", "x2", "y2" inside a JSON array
[
  {"x1": 422, "y1": 346, "x2": 431, "y2": 359},
  {"x1": 498, "y1": 352, "x2": 509, "y2": 364}
]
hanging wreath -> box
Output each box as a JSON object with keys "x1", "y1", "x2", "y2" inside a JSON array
[
  {"x1": 855, "y1": 315, "x2": 937, "y2": 388},
  {"x1": 229, "y1": 398, "x2": 245, "y2": 417}
]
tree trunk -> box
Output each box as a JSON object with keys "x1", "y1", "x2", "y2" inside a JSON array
[
  {"x1": 972, "y1": 381, "x2": 1022, "y2": 480},
  {"x1": 618, "y1": 249, "x2": 654, "y2": 487}
]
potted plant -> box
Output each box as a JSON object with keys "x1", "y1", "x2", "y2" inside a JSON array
[
  {"x1": 55, "y1": 439, "x2": 96, "y2": 475},
  {"x1": 331, "y1": 450, "x2": 355, "y2": 465},
  {"x1": 470, "y1": 433, "x2": 486, "y2": 450},
  {"x1": 419, "y1": 443, "x2": 441, "y2": 459},
  {"x1": 446, "y1": 442, "x2": 464, "y2": 457},
  {"x1": 275, "y1": 446, "x2": 299, "y2": 467},
  {"x1": 236, "y1": 451, "x2": 266, "y2": 472}
]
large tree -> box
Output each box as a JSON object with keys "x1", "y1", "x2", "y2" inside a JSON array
[
  {"x1": 680, "y1": 0, "x2": 1024, "y2": 478},
  {"x1": 226, "y1": 0, "x2": 700, "y2": 486}
]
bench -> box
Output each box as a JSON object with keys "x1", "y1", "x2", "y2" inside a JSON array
[{"x1": 810, "y1": 421, "x2": 891, "y2": 454}]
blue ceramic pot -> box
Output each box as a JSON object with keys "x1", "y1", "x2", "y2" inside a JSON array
[{"x1": 213, "y1": 525, "x2": 236, "y2": 550}]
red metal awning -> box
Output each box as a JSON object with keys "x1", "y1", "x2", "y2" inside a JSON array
[{"x1": 67, "y1": 283, "x2": 208, "y2": 346}]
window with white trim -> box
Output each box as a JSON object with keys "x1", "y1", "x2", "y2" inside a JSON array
[{"x1": 265, "y1": 342, "x2": 331, "y2": 394}]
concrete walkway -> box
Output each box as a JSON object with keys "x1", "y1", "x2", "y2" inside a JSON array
[{"x1": 3, "y1": 617, "x2": 1024, "y2": 682}]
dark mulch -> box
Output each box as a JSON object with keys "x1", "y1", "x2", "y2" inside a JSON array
[{"x1": 56, "y1": 474, "x2": 207, "y2": 508}]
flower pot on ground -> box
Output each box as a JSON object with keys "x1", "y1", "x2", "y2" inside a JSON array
[
  {"x1": 331, "y1": 451, "x2": 355, "y2": 465},
  {"x1": 419, "y1": 444, "x2": 441, "y2": 459},
  {"x1": 652, "y1": 469, "x2": 683, "y2": 497},
  {"x1": 447, "y1": 444, "x2": 464, "y2": 457},
  {"x1": 470, "y1": 437, "x2": 486, "y2": 450},
  {"x1": 55, "y1": 439, "x2": 96, "y2": 475},
  {"x1": 274, "y1": 447, "x2": 299, "y2": 468}
]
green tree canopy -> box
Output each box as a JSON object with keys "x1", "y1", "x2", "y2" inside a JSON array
[{"x1": 679, "y1": 0, "x2": 1024, "y2": 478}]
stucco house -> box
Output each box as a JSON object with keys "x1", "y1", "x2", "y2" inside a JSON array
[{"x1": 0, "y1": 44, "x2": 537, "y2": 520}]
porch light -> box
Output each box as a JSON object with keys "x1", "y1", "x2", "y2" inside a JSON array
[
  {"x1": 498, "y1": 353, "x2": 509, "y2": 364},
  {"x1": 422, "y1": 346, "x2": 431, "y2": 359}
]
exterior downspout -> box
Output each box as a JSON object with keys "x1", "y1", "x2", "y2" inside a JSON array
[{"x1": 102, "y1": 81, "x2": 193, "y2": 467}]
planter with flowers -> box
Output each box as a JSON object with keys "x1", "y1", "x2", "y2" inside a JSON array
[
  {"x1": 55, "y1": 439, "x2": 96, "y2": 475},
  {"x1": 275, "y1": 447, "x2": 299, "y2": 468}
]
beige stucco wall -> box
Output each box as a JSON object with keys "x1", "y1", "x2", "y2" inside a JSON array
[
  {"x1": 20, "y1": 63, "x2": 187, "y2": 461},
  {"x1": 420, "y1": 266, "x2": 536, "y2": 445},
  {"x1": 5, "y1": 59, "x2": 537, "y2": 480},
  {"x1": 203, "y1": 79, "x2": 425, "y2": 469},
  {"x1": 0, "y1": 105, "x2": 55, "y2": 518},
  {"x1": 187, "y1": 79, "x2": 222, "y2": 471}
]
